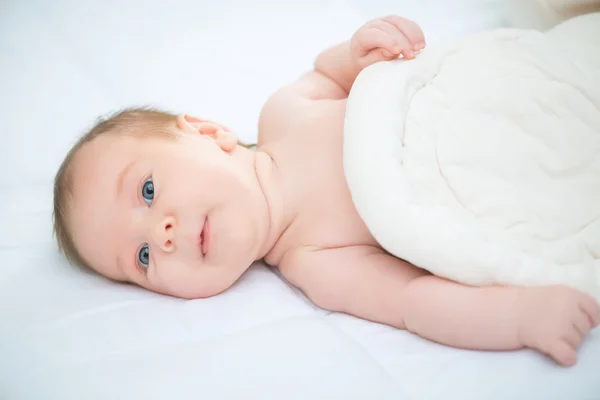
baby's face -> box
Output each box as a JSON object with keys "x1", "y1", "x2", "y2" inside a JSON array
[{"x1": 69, "y1": 131, "x2": 267, "y2": 298}]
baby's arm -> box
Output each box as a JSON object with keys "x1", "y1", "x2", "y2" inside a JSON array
[
  {"x1": 313, "y1": 15, "x2": 425, "y2": 96},
  {"x1": 263, "y1": 15, "x2": 425, "y2": 104},
  {"x1": 258, "y1": 15, "x2": 424, "y2": 142},
  {"x1": 280, "y1": 246, "x2": 600, "y2": 366}
]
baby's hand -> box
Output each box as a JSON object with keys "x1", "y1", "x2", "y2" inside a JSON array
[
  {"x1": 350, "y1": 15, "x2": 425, "y2": 71},
  {"x1": 517, "y1": 285, "x2": 600, "y2": 366}
]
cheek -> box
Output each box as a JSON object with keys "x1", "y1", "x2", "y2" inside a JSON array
[
  {"x1": 148, "y1": 257, "x2": 239, "y2": 298},
  {"x1": 149, "y1": 257, "x2": 195, "y2": 287},
  {"x1": 163, "y1": 151, "x2": 231, "y2": 193},
  {"x1": 218, "y1": 209, "x2": 261, "y2": 258}
]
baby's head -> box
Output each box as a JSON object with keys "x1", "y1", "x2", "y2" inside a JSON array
[{"x1": 53, "y1": 107, "x2": 270, "y2": 299}]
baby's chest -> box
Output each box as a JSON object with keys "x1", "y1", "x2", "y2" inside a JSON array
[
  {"x1": 289, "y1": 140, "x2": 378, "y2": 249},
  {"x1": 276, "y1": 101, "x2": 380, "y2": 250},
  {"x1": 296, "y1": 182, "x2": 377, "y2": 249}
]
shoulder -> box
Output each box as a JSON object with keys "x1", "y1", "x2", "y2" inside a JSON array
[{"x1": 257, "y1": 72, "x2": 347, "y2": 146}]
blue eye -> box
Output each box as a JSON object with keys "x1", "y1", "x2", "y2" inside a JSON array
[
  {"x1": 138, "y1": 244, "x2": 150, "y2": 268},
  {"x1": 141, "y1": 177, "x2": 154, "y2": 205}
]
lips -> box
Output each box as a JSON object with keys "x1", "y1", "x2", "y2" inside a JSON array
[{"x1": 199, "y1": 217, "x2": 210, "y2": 256}]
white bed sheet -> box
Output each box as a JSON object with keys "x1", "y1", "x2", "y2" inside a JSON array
[{"x1": 1, "y1": 1, "x2": 599, "y2": 399}]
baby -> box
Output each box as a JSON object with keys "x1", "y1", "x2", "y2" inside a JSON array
[{"x1": 53, "y1": 15, "x2": 599, "y2": 367}]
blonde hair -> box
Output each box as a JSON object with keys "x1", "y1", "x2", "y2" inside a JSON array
[{"x1": 53, "y1": 106, "x2": 253, "y2": 270}]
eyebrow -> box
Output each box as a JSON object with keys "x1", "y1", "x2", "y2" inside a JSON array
[{"x1": 116, "y1": 160, "x2": 136, "y2": 199}]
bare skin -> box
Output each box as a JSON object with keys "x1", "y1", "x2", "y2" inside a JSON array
[
  {"x1": 70, "y1": 15, "x2": 600, "y2": 367},
  {"x1": 258, "y1": 16, "x2": 600, "y2": 366}
]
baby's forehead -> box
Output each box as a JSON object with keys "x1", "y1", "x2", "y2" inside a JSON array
[
  {"x1": 68, "y1": 136, "x2": 131, "y2": 280},
  {"x1": 70, "y1": 136, "x2": 132, "y2": 195},
  {"x1": 70, "y1": 130, "x2": 177, "y2": 195},
  {"x1": 76, "y1": 132, "x2": 139, "y2": 165}
]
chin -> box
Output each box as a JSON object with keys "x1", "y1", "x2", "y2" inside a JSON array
[
  {"x1": 168, "y1": 273, "x2": 241, "y2": 300},
  {"x1": 167, "y1": 285, "x2": 223, "y2": 300}
]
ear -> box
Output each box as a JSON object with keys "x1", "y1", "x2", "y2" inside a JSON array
[{"x1": 176, "y1": 114, "x2": 238, "y2": 152}]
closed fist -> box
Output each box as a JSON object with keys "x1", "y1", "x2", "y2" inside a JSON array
[
  {"x1": 517, "y1": 285, "x2": 600, "y2": 366},
  {"x1": 350, "y1": 15, "x2": 425, "y2": 70}
]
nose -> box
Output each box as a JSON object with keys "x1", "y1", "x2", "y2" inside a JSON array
[{"x1": 153, "y1": 216, "x2": 177, "y2": 253}]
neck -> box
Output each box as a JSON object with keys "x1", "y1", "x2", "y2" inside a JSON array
[{"x1": 251, "y1": 148, "x2": 294, "y2": 260}]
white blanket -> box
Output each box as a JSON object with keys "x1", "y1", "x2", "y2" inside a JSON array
[{"x1": 344, "y1": 13, "x2": 600, "y2": 300}]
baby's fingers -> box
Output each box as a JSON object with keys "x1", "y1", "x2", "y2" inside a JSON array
[
  {"x1": 356, "y1": 26, "x2": 404, "y2": 58},
  {"x1": 382, "y1": 15, "x2": 425, "y2": 51},
  {"x1": 572, "y1": 312, "x2": 592, "y2": 339},
  {"x1": 548, "y1": 340, "x2": 578, "y2": 367},
  {"x1": 378, "y1": 23, "x2": 415, "y2": 59},
  {"x1": 563, "y1": 325, "x2": 583, "y2": 350},
  {"x1": 579, "y1": 294, "x2": 600, "y2": 328}
]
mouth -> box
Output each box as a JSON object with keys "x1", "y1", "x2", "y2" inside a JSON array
[{"x1": 199, "y1": 217, "x2": 210, "y2": 257}]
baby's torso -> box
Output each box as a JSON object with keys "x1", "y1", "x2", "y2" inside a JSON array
[{"x1": 261, "y1": 98, "x2": 379, "y2": 266}]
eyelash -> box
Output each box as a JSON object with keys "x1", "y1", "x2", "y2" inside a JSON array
[
  {"x1": 136, "y1": 243, "x2": 150, "y2": 272},
  {"x1": 139, "y1": 175, "x2": 154, "y2": 206}
]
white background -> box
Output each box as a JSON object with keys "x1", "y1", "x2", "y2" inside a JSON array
[
  {"x1": 7, "y1": 2, "x2": 597, "y2": 400},
  {"x1": 0, "y1": 0, "x2": 505, "y2": 187}
]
